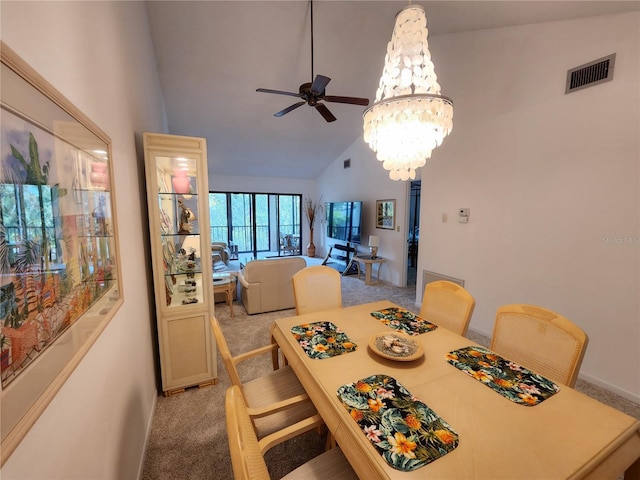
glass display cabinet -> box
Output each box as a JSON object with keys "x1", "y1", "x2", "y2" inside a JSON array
[{"x1": 143, "y1": 132, "x2": 217, "y2": 395}]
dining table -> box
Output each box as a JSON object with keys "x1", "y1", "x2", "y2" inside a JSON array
[{"x1": 271, "y1": 300, "x2": 640, "y2": 480}]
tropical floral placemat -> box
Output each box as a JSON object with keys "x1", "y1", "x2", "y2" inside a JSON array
[
  {"x1": 290, "y1": 321, "x2": 357, "y2": 359},
  {"x1": 445, "y1": 346, "x2": 560, "y2": 406},
  {"x1": 370, "y1": 307, "x2": 438, "y2": 336},
  {"x1": 337, "y1": 374, "x2": 458, "y2": 472}
]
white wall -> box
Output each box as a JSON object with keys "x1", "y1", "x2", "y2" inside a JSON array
[
  {"x1": 316, "y1": 141, "x2": 409, "y2": 286},
  {"x1": 419, "y1": 13, "x2": 639, "y2": 401},
  {"x1": 1, "y1": 2, "x2": 166, "y2": 478}
]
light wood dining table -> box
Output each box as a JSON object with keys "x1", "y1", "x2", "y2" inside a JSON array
[{"x1": 271, "y1": 300, "x2": 640, "y2": 480}]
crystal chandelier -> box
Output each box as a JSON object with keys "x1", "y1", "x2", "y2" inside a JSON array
[{"x1": 363, "y1": 5, "x2": 453, "y2": 181}]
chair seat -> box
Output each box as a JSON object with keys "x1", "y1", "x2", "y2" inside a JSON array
[
  {"x1": 283, "y1": 447, "x2": 358, "y2": 480},
  {"x1": 243, "y1": 366, "x2": 317, "y2": 438}
]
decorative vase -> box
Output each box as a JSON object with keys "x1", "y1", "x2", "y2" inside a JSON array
[
  {"x1": 172, "y1": 169, "x2": 191, "y2": 194},
  {"x1": 307, "y1": 227, "x2": 316, "y2": 257},
  {"x1": 90, "y1": 161, "x2": 109, "y2": 190}
]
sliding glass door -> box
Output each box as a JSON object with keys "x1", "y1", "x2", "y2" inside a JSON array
[
  {"x1": 209, "y1": 192, "x2": 301, "y2": 258},
  {"x1": 276, "y1": 195, "x2": 301, "y2": 256},
  {"x1": 230, "y1": 193, "x2": 269, "y2": 254}
]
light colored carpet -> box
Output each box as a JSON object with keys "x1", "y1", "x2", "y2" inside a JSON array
[{"x1": 140, "y1": 274, "x2": 640, "y2": 480}]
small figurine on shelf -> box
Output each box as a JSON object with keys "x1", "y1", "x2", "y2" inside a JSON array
[
  {"x1": 177, "y1": 198, "x2": 195, "y2": 234},
  {"x1": 92, "y1": 195, "x2": 108, "y2": 236}
]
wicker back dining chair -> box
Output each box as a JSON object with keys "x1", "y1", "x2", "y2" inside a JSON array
[
  {"x1": 490, "y1": 304, "x2": 588, "y2": 387},
  {"x1": 292, "y1": 265, "x2": 342, "y2": 315},
  {"x1": 211, "y1": 316, "x2": 321, "y2": 438},
  {"x1": 419, "y1": 281, "x2": 476, "y2": 336},
  {"x1": 225, "y1": 385, "x2": 358, "y2": 480}
]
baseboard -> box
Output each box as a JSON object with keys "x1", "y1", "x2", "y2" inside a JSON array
[
  {"x1": 137, "y1": 393, "x2": 159, "y2": 480},
  {"x1": 467, "y1": 325, "x2": 492, "y2": 343},
  {"x1": 578, "y1": 372, "x2": 640, "y2": 405}
]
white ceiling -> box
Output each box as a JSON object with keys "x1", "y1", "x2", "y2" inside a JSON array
[{"x1": 145, "y1": 1, "x2": 639, "y2": 180}]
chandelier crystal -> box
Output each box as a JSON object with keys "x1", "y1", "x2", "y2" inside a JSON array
[{"x1": 363, "y1": 5, "x2": 453, "y2": 181}]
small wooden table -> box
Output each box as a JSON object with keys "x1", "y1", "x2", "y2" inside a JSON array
[
  {"x1": 352, "y1": 255, "x2": 385, "y2": 285},
  {"x1": 213, "y1": 272, "x2": 236, "y2": 317}
]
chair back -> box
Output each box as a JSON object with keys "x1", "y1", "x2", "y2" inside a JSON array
[
  {"x1": 210, "y1": 316, "x2": 243, "y2": 387},
  {"x1": 225, "y1": 385, "x2": 271, "y2": 480},
  {"x1": 490, "y1": 304, "x2": 588, "y2": 387},
  {"x1": 292, "y1": 265, "x2": 342, "y2": 315},
  {"x1": 419, "y1": 281, "x2": 475, "y2": 336}
]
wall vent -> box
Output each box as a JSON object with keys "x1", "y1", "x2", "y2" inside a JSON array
[
  {"x1": 420, "y1": 270, "x2": 465, "y2": 302},
  {"x1": 565, "y1": 53, "x2": 615, "y2": 94},
  {"x1": 343, "y1": 158, "x2": 351, "y2": 169}
]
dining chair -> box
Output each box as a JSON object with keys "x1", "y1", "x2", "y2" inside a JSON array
[
  {"x1": 490, "y1": 304, "x2": 589, "y2": 387},
  {"x1": 211, "y1": 316, "x2": 321, "y2": 438},
  {"x1": 292, "y1": 265, "x2": 342, "y2": 315},
  {"x1": 419, "y1": 280, "x2": 476, "y2": 336},
  {"x1": 226, "y1": 385, "x2": 358, "y2": 480}
]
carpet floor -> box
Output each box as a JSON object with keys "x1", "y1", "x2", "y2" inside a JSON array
[{"x1": 140, "y1": 274, "x2": 640, "y2": 480}]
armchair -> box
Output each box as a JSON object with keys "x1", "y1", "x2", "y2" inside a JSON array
[{"x1": 211, "y1": 242, "x2": 231, "y2": 265}]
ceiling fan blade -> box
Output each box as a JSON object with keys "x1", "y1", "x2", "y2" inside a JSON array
[
  {"x1": 324, "y1": 95, "x2": 370, "y2": 106},
  {"x1": 274, "y1": 101, "x2": 305, "y2": 117},
  {"x1": 315, "y1": 103, "x2": 336, "y2": 122},
  {"x1": 256, "y1": 88, "x2": 302, "y2": 98},
  {"x1": 310, "y1": 75, "x2": 331, "y2": 95}
]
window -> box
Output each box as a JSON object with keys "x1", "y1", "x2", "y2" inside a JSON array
[
  {"x1": 0, "y1": 183, "x2": 58, "y2": 268},
  {"x1": 209, "y1": 192, "x2": 301, "y2": 257},
  {"x1": 230, "y1": 193, "x2": 270, "y2": 253},
  {"x1": 209, "y1": 193, "x2": 228, "y2": 242}
]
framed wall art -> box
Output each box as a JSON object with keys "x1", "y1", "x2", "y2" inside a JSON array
[
  {"x1": 0, "y1": 42, "x2": 123, "y2": 464},
  {"x1": 376, "y1": 199, "x2": 396, "y2": 230}
]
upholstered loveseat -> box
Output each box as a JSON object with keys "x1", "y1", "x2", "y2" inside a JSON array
[{"x1": 237, "y1": 257, "x2": 306, "y2": 314}]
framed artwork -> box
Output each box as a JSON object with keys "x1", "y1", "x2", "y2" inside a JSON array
[
  {"x1": 376, "y1": 199, "x2": 396, "y2": 230},
  {"x1": 0, "y1": 42, "x2": 123, "y2": 464}
]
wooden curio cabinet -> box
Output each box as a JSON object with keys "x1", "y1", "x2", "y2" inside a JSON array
[{"x1": 143, "y1": 132, "x2": 217, "y2": 395}]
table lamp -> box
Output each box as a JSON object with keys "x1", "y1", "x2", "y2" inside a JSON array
[{"x1": 369, "y1": 235, "x2": 380, "y2": 259}]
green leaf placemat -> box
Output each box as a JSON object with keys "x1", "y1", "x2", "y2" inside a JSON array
[
  {"x1": 290, "y1": 321, "x2": 357, "y2": 359},
  {"x1": 337, "y1": 374, "x2": 458, "y2": 472},
  {"x1": 446, "y1": 346, "x2": 560, "y2": 406},
  {"x1": 371, "y1": 307, "x2": 438, "y2": 336}
]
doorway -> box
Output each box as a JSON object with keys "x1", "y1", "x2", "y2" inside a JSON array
[{"x1": 407, "y1": 181, "x2": 421, "y2": 286}]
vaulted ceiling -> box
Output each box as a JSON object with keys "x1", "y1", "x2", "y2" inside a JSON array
[{"x1": 145, "y1": 1, "x2": 639, "y2": 180}]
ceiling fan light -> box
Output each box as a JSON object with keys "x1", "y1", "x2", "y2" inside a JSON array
[{"x1": 363, "y1": 4, "x2": 453, "y2": 181}]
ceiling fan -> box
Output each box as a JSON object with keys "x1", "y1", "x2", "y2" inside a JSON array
[{"x1": 256, "y1": 1, "x2": 370, "y2": 122}]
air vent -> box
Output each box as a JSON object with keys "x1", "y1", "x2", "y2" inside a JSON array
[
  {"x1": 420, "y1": 270, "x2": 464, "y2": 302},
  {"x1": 565, "y1": 53, "x2": 615, "y2": 94}
]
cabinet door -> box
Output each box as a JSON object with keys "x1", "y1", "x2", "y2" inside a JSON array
[
  {"x1": 154, "y1": 155, "x2": 207, "y2": 312},
  {"x1": 161, "y1": 312, "x2": 216, "y2": 389}
]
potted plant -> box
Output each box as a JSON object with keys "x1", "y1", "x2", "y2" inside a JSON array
[{"x1": 304, "y1": 196, "x2": 322, "y2": 257}]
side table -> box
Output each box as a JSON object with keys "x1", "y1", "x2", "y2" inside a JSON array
[
  {"x1": 213, "y1": 272, "x2": 237, "y2": 317},
  {"x1": 352, "y1": 255, "x2": 385, "y2": 285}
]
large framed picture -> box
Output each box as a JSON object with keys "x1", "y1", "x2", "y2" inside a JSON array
[
  {"x1": 0, "y1": 42, "x2": 123, "y2": 464},
  {"x1": 376, "y1": 199, "x2": 396, "y2": 230}
]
